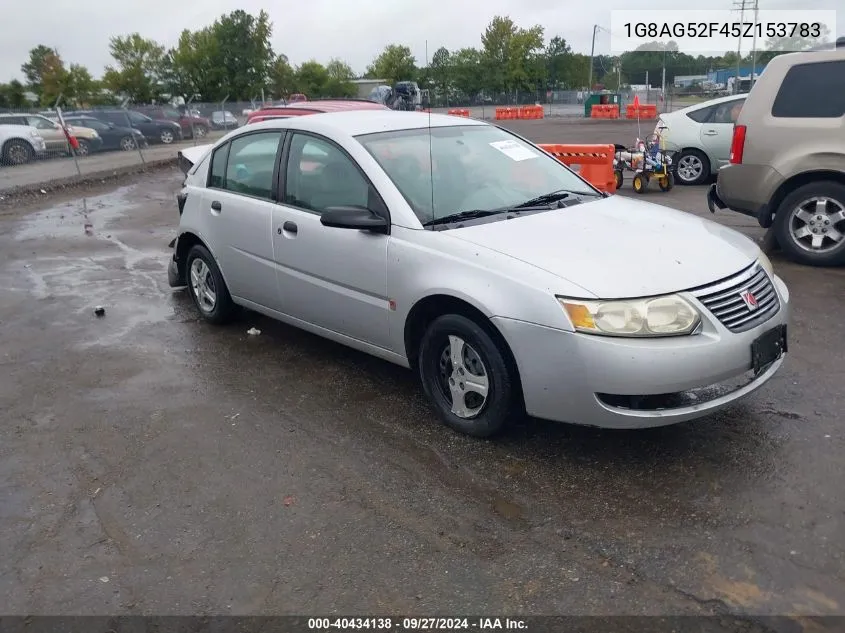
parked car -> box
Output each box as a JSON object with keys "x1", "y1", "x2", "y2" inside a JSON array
[
  {"x1": 656, "y1": 94, "x2": 747, "y2": 186},
  {"x1": 0, "y1": 113, "x2": 72, "y2": 156},
  {"x1": 62, "y1": 115, "x2": 148, "y2": 152},
  {"x1": 246, "y1": 99, "x2": 389, "y2": 124},
  {"x1": 72, "y1": 110, "x2": 183, "y2": 145},
  {"x1": 709, "y1": 46, "x2": 845, "y2": 266},
  {"x1": 168, "y1": 111, "x2": 789, "y2": 438},
  {"x1": 134, "y1": 105, "x2": 212, "y2": 139},
  {"x1": 210, "y1": 110, "x2": 239, "y2": 130},
  {"x1": 288, "y1": 93, "x2": 307, "y2": 103},
  {"x1": 0, "y1": 122, "x2": 47, "y2": 165}
]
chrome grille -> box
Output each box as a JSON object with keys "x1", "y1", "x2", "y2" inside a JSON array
[{"x1": 688, "y1": 263, "x2": 779, "y2": 333}]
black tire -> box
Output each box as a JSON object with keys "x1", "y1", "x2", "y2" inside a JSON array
[
  {"x1": 674, "y1": 149, "x2": 710, "y2": 186},
  {"x1": 658, "y1": 172, "x2": 674, "y2": 191},
  {"x1": 418, "y1": 314, "x2": 515, "y2": 438},
  {"x1": 614, "y1": 170, "x2": 624, "y2": 190},
  {"x1": 119, "y1": 136, "x2": 136, "y2": 151},
  {"x1": 75, "y1": 139, "x2": 90, "y2": 157},
  {"x1": 160, "y1": 129, "x2": 176, "y2": 144},
  {"x1": 194, "y1": 125, "x2": 208, "y2": 138},
  {"x1": 774, "y1": 181, "x2": 845, "y2": 267},
  {"x1": 632, "y1": 173, "x2": 648, "y2": 194},
  {"x1": 185, "y1": 244, "x2": 237, "y2": 324},
  {"x1": 2, "y1": 139, "x2": 34, "y2": 166}
]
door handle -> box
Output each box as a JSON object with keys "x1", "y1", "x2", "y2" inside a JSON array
[
  {"x1": 703, "y1": 130, "x2": 718, "y2": 136},
  {"x1": 211, "y1": 200, "x2": 222, "y2": 211},
  {"x1": 282, "y1": 221, "x2": 298, "y2": 234}
]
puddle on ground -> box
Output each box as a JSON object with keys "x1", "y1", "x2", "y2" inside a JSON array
[{"x1": 14, "y1": 185, "x2": 141, "y2": 241}]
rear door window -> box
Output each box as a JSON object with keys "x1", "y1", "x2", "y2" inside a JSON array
[{"x1": 772, "y1": 60, "x2": 845, "y2": 118}]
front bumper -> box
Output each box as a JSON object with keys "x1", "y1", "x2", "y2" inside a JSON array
[{"x1": 493, "y1": 274, "x2": 790, "y2": 429}]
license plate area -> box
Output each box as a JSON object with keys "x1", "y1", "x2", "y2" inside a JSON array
[{"x1": 751, "y1": 325, "x2": 787, "y2": 375}]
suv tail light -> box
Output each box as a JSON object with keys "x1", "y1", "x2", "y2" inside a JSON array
[{"x1": 729, "y1": 124, "x2": 746, "y2": 164}]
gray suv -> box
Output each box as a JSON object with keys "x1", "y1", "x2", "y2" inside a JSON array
[{"x1": 708, "y1": 44, "x2": 845, "y2": 266}]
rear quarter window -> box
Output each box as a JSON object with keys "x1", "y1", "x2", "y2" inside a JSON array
[
  {"x1": 772, "y1": 60, "x2": 845, "y2": 118},
  {"x1": 686, "y1": 105, "x2": 715, "y2": 123}
]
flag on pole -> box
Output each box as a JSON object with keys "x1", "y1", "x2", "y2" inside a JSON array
[
  {"x1": 632, "y1": 94, "x2": 641, "y2": 108},
  {"x1": 55, "y1": 107, "x2": 80, "y2": 151}
]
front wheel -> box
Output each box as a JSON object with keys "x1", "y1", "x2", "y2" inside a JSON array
[
  {"x1": 193, "y1": 125, "x2": 208, "y2": 138},
  {"x1": 658, "y1": 172, "x2": 674, "y2": 191},
  {"x1": 74, "y1": 139, "x2": 90, "y2": 157},
  {"x1": 632, "y1": 173, "x2": 648, "y2": 194},
  {"x1": 185, "y1": 245, "x2": 237, "y2": 324},
  {"x1": 160, "y1": 129, "x2": 175, "y2": 144},
  {"x1": 119, "y1": 136, "x2": 137, "y2": 151},
  {"x1": 614, "y1": 170, "x2": 624, "y2": 190},
  {"x1": 774, "y1": 181, "x2": 845, "y2": 267},
  {"x1": 418, "y1": 314, "x2": 515, "y2": 438},
  {"x1": 2, "y1": 139, "x2": 34, "y2": 166}
]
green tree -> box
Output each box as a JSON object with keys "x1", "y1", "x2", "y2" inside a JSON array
[
  {"x1": 0, "y1": 80, "x2": 28, "y2": 108},
  {"x1": 21, "y1": 45, "x2": 58, "y2": 99},
  {"x1": 758, "y1": 24, "x2": 831, "y2": 63},
  {"x1": 295, "y1": 60, "x2": 330, "y2": 97},
  {"x1": 103, "y1": 33, "x2": 166, "y2": 102},
  {"x1": 167, "y1": 27, "x2": 225, "y2": 101},
  {"x1": 270, "y1": 54, "x2": 298, "y2": 98},
  {"x1": 450, "y1": 48, "x2": 483, "y2": 98},
  {"x1": 324, "y1": 58, "x2": 356, "y2": 97},
  {"x1": 209, "y1": 9, "x2": 275, "y2": 100},
  {"x1": 480, "y1": 16, "x2": 545, "y2": 94},
  {"x1": 545, "y1": 36, "x2": 572, "y2": 88},
  {"x1": 429, "y1": 47, "x2": 451, "y2": 98},
  {"x1": 65, "y1": 64, "x2": 98, "y2": 106},
  {"x1": 38, "y1": 51, "x2": 69, "y2": 106},
  {"x1": 366, "y1": 44, "x2": 416, "y2": 85}
]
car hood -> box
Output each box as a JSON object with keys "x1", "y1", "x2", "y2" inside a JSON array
[
  {"x1": 153, "y1": 119, "x2": 180, "y2": 128},
  {"x1": 448, "y1": 195, "x2": 760, "y2": 298}
]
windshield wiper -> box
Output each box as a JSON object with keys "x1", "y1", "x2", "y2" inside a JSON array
[
  {"x1": 422, "y1": 209, "x2": 510, "y2": 227},
  {"x1": 513, "y1": 189, "x2": 600, "y2": 209}
]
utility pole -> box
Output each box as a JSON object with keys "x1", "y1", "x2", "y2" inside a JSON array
[
  {"x1": 732, "y1": 0, "x2": 751, "y2": 93},
  {"x1": 587, "y1": 24, "x2": 599, "y2": 93},
  {"x1": 661, "y1": 46, "x2": 667, "y2": 101}
]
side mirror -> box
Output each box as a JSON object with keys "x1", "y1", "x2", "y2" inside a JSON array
[{"x1": 320, "y1": 206, "x2": 388, "y2": 233}]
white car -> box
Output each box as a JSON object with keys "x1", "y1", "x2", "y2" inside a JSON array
[
  {"x1": 0, "y1": 122, "x2": 47, "y2": 166},
  {"x1": 169, "y1": 111, "x2": 789, "y2": 438},
  {"x1": 657, "y1": 94, "x2": 747, "y2": 186}
]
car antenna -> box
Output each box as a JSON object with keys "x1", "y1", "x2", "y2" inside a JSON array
[{"x1": 426, "y1": 39, "x2": 434, "y2": 223}]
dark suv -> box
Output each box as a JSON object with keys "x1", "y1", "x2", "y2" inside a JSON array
[
  {"x1": 134, "y1": 105, "x2": 212, "y2": 140},
  {"x1": 71, "y1": 110, "x2": 183, "y2": 145}
]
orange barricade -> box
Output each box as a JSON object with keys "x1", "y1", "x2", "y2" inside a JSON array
[
  {"x1": 590, "y1": 104, "x2": 620, "y2": 119},
  {"x1": 447, "y1": 108, "x2": 470, "y2": 117},
  {"x1": 625, "y1": 104, "x2": 658, "y2": 119},
  {"x1": 494, "y1": 107, "x2": 519, "y2": 120},
  {"x1": 517, "y1": 105, "x2": 544, "y2": 120},
  {"x1": 537, "y1": 143, "x2": 617, "y2": 194}
]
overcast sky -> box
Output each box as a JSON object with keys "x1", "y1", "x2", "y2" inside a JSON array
[{"x1": 1, "y1": 0, "x2": 841, "y2": 81}]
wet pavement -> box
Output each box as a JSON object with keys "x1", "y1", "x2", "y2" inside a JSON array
[{"x1": 1, "y1": 141, "x2": 844, "y2": 618}]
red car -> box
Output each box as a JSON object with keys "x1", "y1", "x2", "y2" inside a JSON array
[
  {"x1": 246, "y1": 99, "x2": 390, "y2": 125},
  {"x1": 134, "y1": 105, "x2": 213, "y2": 140}
]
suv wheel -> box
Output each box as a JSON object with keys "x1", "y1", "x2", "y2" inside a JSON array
[
  {"x1": 674, "y1": 149, "x2": 710, "y2": 186},
  {"x1": 774, "y1": 181, "x2": 845, "y2": 267}
]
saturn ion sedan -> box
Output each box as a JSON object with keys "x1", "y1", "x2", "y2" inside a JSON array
[{"x1": 168, "y1": 111, "x2": 789, "y2": 438}]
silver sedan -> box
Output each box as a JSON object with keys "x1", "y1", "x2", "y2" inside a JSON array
[{"x1": 169, "y1": 111, "x2": 789, "y2": 438}]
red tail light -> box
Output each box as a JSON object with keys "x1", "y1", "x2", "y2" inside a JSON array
[{"x1": 729, "y1": 124, "x2": 746, "y2": 164}]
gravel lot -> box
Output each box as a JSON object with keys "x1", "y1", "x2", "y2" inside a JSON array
[{"x1": 1, "y1": 118, "x2": 843, "y2": 620}]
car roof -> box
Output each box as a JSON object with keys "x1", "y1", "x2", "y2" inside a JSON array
[
  {"x1": 255, "y1": 100, "x2": 389, "y2": 115},
  {"x1": 245, "y1": 110, "x2": 487, "y2": 138},
  {"x1": 670, "y1": 93, "x2": 747, "y2": 116}
]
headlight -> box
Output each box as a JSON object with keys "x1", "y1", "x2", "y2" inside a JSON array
[
  {"x1": 29, "y1": 129, "x2": 40, "y2": 138},
  {"x1": 758, "y1": 253, "x2": 774, "y2": 278},
  {"x1": 558, "y1": 294, "x2": 701, "y2": 337}
]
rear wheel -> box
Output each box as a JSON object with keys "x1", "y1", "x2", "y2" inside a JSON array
[
  {"x1": 418, "y1": 314, "x2": 515, "y2": 438},
  {"x1": 194, "y1": 125, "x2": 208, "y2": 138},
  {"x1": 185, "y1": 245, "x2": 237, "y2": 324},
  {"x1": 160, "y1": 129, "x2": 175, "y2": 144},
  {"x1": 774, "y1": 181, "x2": 845, "y2": 267},
  {"x1": 2, "y1": 139, "x2": 34, "y2": 166},
  {"x1": 119, "y1": 136, "x2": 136, "y2": 151},
  {"x1": 614, "y1": 170, "x2": 624, "y2": 190},
  {"x1": 674, "y1": 149, "x2": 710, "y2": 186},
  {"x1": 658, "y1": 172, "x2": 674, "y2": 191}
]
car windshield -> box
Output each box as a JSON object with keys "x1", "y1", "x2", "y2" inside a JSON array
[
  {"x1": 129, "y1": 112, "x2": 151, "y2": 123},
  {"x1": 356, "y1": 125, "x2": 597, "y2": 224}
]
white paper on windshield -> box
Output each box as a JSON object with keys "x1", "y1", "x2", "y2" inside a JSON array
[{"x1": 489, "y1": 140, "x2": 538, "y2": 162}]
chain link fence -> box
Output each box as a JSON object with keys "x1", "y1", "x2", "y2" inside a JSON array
[{"x1": 0, "y1": 102, "x2": 256, "y2": 195}]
